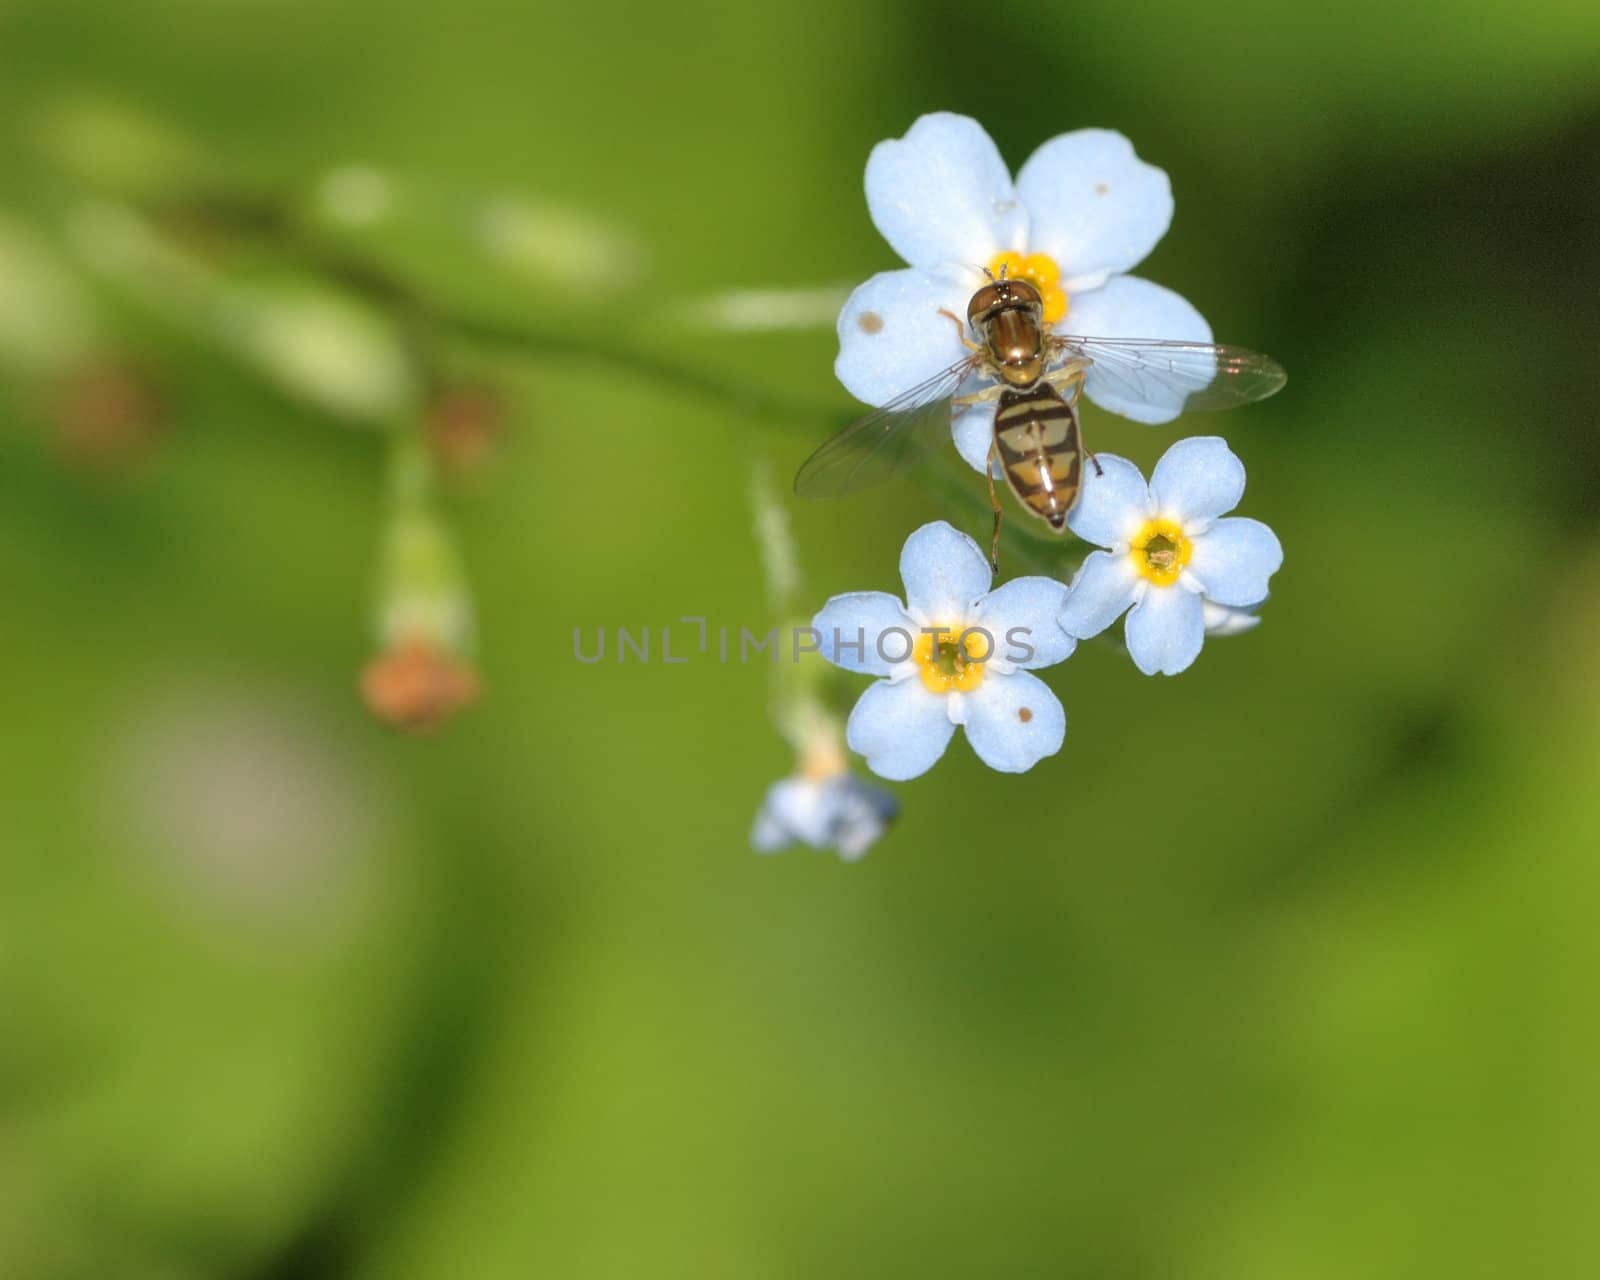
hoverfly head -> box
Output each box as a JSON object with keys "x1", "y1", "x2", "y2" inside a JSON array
[{"x1": 966, "y1": 276, "x2": 1043, "y2": 325}]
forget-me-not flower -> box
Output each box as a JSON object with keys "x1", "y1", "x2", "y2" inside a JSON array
[
  {"x1": 835, "y1": 112, "x2": 1211, "y2": 475},
  {"x1": 812, "y1": 521, "x2": 1074, "y2": 780},
  {"x1": 751, "y1": 771, "x2": 898, "y2": 862},
  {"x1": 1058, "y1": 437, "x2": 1282, "y2": 676}
]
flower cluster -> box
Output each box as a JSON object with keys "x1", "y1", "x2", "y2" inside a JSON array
[{"x1": 760, "y1": 114, "x2": 1285, "y2": 855}]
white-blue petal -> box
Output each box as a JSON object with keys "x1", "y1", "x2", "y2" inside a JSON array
[
  {"x1": 835, "y1": 267, "x2": 970, "y2": 408},
  {"x1": 1124, "y1": 583, "x2": 1206, "y2": 676},
  {"x1": 1014, "y1": 129, "x2": 1173, "y2": 290},
  {"x1": 750, "y1": 780, "x2": 796, "y2": 852},
  {"x1": 961, "y1": 670, "x2": 1066, "y2": 774},
  {"x1": 822, "y1": 774, "x2": 899, "y2": 860},
  {"x1": 1065, "y1": 452, "x2": 1151, "y2": 548},
  {"x1": 846, "y1": 678, "x2": 957, "y2": 781},
  {"x1": 751, "y1": 778, "x2": 828, "y2": 851},
  {"x1": 974, "y1": 577, "x2": 1076, "y2": 669},
  {"x1": 1064, "y1": 276, "x2": 1213, "y2": 425},
  {"x1": 1187, "y1": 517, "x2": 1283, "y2": 607},
  {"x1": 951, "y1": 402, "x2": 996, "y2": 474},
  {"x1": 898, "y1": 520, "x2": 992, "y2": 623},
  {"x1": 1150, "y1": 436, "x2": 1245, "y2": 530},
  {"x1": 1059, "y1": 550, "x2": 1141, "y2": 638},
  {"x1": 865, "y1": 113, "x2": 1027, "y2": 270},
  {"x1": 812, "y1": 591, "x2": 918, "y2": 676},
  {"x1": 1202, "y1": 599, "x2": 1263, "y2": 636}
]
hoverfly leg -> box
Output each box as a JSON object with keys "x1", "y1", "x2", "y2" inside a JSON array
[
  {"x1": 1041, "y1": 364, "x2": 1089, "y2": 402},
  {"x1": 1086, "y1": 447, "x2": 1104, "y2": 479},
  {"x1": 986, "y1": 444, "x2": 1004, "y2": 571},
  {"x1": 952, "y1": 382, "x2": 1005, "y2": 410},
  {"x1": 937, "y1": 308, "x2": 983, "y2": 355}
]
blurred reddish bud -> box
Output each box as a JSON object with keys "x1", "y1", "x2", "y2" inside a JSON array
[
  {"x1": 48, "y1": 359, "x2": 165, "y2": 469},
  {"x1": 425, "y1": 383, "x2": 505, "y2": 472},
  {"x1": 359, "y1": 636, "x2": 480, "y2": 732}
]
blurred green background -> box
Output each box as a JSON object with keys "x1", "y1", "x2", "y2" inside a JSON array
[{"x1": 2, "y1": 1, "x2": 1598, "y2": 1276}]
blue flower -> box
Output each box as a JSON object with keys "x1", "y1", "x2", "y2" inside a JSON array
[
  {"x1": 751, "y1": 772, "x2": 898, "y2": 862},
  {"x1": 1059, "y1": 437, "x2": 1283, "y2": 675},
  {"x1": 834, "y1": 113, "x2": 1212, "y2": 474},
  {"x1": 813, "y1": 522, "x2": 1074, "y2": 780}
]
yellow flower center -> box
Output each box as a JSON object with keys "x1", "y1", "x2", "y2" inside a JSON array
[
  {"x1": 913, "y1": 627, "x2": 988, "y2": 694},
  {"x1": 988, "y1": 251, "x2": 1069, "y2": 324},
  {"x1": 1129, "y1": 518, "x2": 1192, "y2": 588}
]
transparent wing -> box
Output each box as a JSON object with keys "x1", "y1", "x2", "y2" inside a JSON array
[
  {"x1": 794, "y1": 356, "x2": 980, "y2": 499},
  {"x1": 1051, "y1": 335, "x2": 1286, "y2": 416}
]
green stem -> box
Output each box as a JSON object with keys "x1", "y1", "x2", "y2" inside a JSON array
[{"x1": 149, "y1": 192, "x2": 843, "y2": 437}]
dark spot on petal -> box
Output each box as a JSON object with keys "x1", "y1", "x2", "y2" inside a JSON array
[
  {"x1": 1018, "y1": 707, "x2": 1033, "y2": 723},
  {"x1": 858, "y1": 310, "x2": 884, "y2": 334},
  {"x1": 1094, "y1": 182, "x2": 1109, "y2": 195}
]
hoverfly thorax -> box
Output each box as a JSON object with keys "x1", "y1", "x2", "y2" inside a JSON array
[{"x1": 967, "y1": 276, "x2": 1046, "y2": 387}]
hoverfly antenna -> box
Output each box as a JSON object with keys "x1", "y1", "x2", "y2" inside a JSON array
[{"x1": 979, "y1": 263, "x2": 996, "y2": 282}]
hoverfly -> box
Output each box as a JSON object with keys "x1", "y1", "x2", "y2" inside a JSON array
[{"x1": 795, "y1": 272, "x2": 1286, "y2": 565}]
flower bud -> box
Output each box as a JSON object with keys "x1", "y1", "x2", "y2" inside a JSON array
[
  {"x1": 425, "y1": 383, "x2": 506, "y2": 473},
  {"x1": 360, "y1": 463, "x2": 479, "y2": 732}
]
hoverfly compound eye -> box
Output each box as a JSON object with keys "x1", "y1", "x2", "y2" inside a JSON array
[
  {"x1": 1004, "y1": 278, "x2": 1042, "y2": 307},
  {"x1": 966, "y1": 284, "x2": 1003, "y2": 324}
]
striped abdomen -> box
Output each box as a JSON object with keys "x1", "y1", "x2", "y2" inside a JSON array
[{"x1": 993, "y1": 385, "x2": 1082, "y2": 530}]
